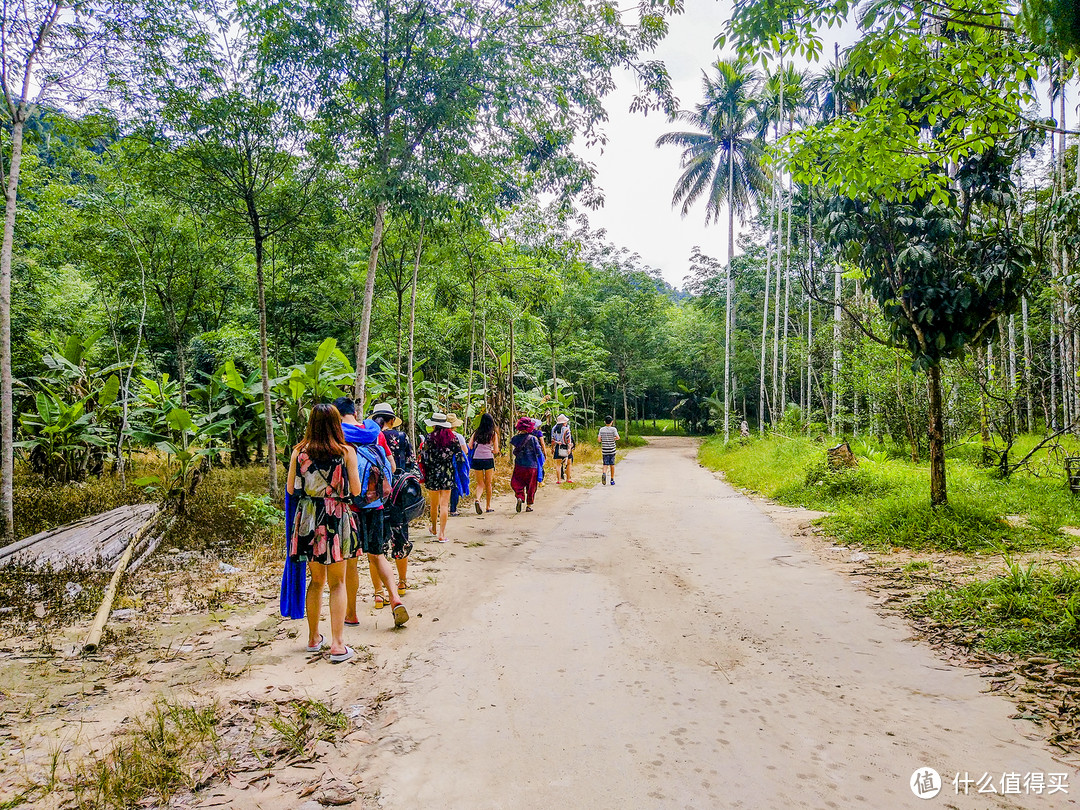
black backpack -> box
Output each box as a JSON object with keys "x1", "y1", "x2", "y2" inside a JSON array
[{"x1": 388, "y1": 468, "x2": 426, "y2": 522}]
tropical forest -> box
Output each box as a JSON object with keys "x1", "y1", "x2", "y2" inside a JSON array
[{"x1": 2, "y1": 0, "x2": 1080, "y2": 807}]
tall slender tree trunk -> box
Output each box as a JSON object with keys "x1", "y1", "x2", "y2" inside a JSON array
[
  {"x1": 1008, "y1": 313, "x2": 1017, "y2": 427},
  {"x1": 354, "y1": 201, "x2": 387, "y2": 405},
  {"x1": 928, "y1": 363, "x2": 947, "y2": 507},
  {"x1": 623, "y1": 381, "x2": 630, "y2": 440},
  {"x1": 481, "y1": 313, "x2": 488, "y2": 410},
  {"x1": 394, "y1": 289, "x2": 404, "y2": 408},
  {"x1": 806, "y1": 196, "x2": 814, "y2": 429},
  {"x1": 253, "y1": 230, "x2": 279, "y2": 499},
  {"x1": 771, "y1": 187, "x2": 782, "y2": 423},
  {"x1": 806, "y1": 296, "x2": 813, "y2": 422},
  {"x1": 406, "y1": 220, "x2": 424, "y2": 448},
  {"x1": 758, "y1": 236, "x2": 772, "y2": 433},
  {"x1": 780, "y1": 176, "x2": 792, "y2": 416},
  {"x1": 508, "y1": 318, "x2": 515, "y2": 428},
  {"x1": 977, "y1": 347, "x2": 992, "y2": 463},
  {"x1": 466, "y1": 273, "x2": 477, "y2": 428},
  {"x1": 1022, "y1": 295, "x2": 1032, "y2": 433},
  {"x1": 723, "y1": 147, "x2": 733, "y2": 444},
  {"x1": 0, "y1": 117, "x2": 24, "y2": 541},
  {"x1": 551, "y1": 344, "x2": 557, "y2": 402},
  {"x1": 831, "y1": 262, "x2": 842, "y2": 435},
  {"x1": 1051, "y1": 317, "x2": 1060, "y2": 430}
]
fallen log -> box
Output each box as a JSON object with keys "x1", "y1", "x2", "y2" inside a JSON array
[{"x1": 83, "y1": 512, "x2": 159, "y2": 653}]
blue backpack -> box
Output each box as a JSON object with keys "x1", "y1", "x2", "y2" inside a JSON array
[{"x1": 355, "y1": 444, "x2": 393, "y2": 507}]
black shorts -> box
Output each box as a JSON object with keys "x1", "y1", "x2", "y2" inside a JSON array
[
  {"x1": 602, "y1": 452, "x2": 616, "y2": 466},
  {"x1": 472, "y1": 457, "x2": 495, "y2": 471},
  {"x1": 356, "y1": 507, "x2": 388, "y2": 556}
]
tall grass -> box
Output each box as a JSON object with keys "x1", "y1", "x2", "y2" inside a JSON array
[{"x1": 700, "y1": 434, "x2": 1080, "y2": 553}]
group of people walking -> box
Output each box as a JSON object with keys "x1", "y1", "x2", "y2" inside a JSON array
[{"x1": 286, "y1": 399, "x2": 620, "y2": 663}]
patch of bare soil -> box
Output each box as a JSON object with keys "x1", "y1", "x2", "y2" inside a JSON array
[{"x1": 0, "y1": 538, "x2": 405, "y2": 808}]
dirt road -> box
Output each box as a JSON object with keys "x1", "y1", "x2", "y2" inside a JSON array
[{"x1": 360, "y1": 437, "x2": 1078, "y2": 809}]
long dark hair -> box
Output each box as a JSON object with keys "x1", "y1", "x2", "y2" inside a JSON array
[
  {"x1": 428, "y1": 425, "x2": 457, "y2": 449},
  {"x1": 472, "y1": 413, "x2": 496, "y2": 445},
  {"x1": 298, "y1": 403, "x2": 349, "y2": 462}
]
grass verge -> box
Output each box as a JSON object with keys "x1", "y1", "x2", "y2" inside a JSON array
[{"x1": 700, "y1": 434, "x2": 1080, "y2": 553}]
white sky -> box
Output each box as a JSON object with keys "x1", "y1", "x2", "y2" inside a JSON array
[
  {"x1": 579, "y1": 0, "x2": 739, "y2": 290},
  {"x1": 579, "y1": 0, "x2": 859, "y2": 290}
]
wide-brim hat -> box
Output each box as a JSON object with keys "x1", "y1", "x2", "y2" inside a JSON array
[
  {"x1": 369, "y1": 402, "x2": 401, "y2": 429},
  {"x1": 556, "y1": 414, "x2": 569, "y2": 425},
  {"x1": 425, "y1": 412, "x2": 452, "y2": 429},
  {"x1": 447, "y1": 414, "x2": 464, "y2": 429}
]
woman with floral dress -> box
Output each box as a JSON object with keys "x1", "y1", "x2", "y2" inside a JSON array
[
  {"x1": 288, "y1": 404, "x2": 406, "y2": 663},
  {"x1": 419, "y1": 413, "x2": 457, "y2": 543}
]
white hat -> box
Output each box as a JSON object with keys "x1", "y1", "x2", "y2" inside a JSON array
[
  {"x1": 369, "y1": 402, "x2": 400, "y2": 429},
  {"x1": 425, "y1": 412, "x2": 452, "y2": 429},
  {"x1": 556, "y1": 414, "x2": 569, "y2": 425}
]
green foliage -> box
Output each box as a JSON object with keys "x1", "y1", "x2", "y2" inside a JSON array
[
  {"x1": 1019, "y1": 0, "x2": 1080, "y2": 55},
  {"x1": 15, "y1": 332, "x2": 123, "y2": 482},
  {"x1": 802, "y1": 460, "x2": 883, "y2": 498},
  {"x1": 71, "y1": 701, "x2": 223, "y2": 810},
  {"x1": 232, "y1": 492, "x2": 283, "y2": 534},
  {"x1": 822, "y1": 143, "x2": 1030, "y2": 373},
  {"x1": 161, "y1": 465, "x2": 283, "y2": 552},
  {"x1": 914, "y1": 560, "x2": 1080, "y2": 662},
  {"x1": 723, "y1": 0, "x2": 1045, "y2": 203}
]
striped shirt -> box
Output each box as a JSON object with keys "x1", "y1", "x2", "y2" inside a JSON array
[{"x1": 598, "y1": 426, "x2": 619, "y2": 454}]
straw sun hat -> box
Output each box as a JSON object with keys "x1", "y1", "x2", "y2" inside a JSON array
[{"x1": 369, "y1": 402, "x2": 401, "y2": 429}]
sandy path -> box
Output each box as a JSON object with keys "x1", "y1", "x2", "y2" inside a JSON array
[{"x1": 358, "y1": 437, "x2": 1079, "y2": 809}]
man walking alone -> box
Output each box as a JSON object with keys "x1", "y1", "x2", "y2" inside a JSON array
[{"x1": 598, "y1": 416, "x2": 619, "y2": 486}]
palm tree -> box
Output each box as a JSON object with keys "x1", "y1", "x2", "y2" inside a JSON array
[{"x1": 657, "y1": 58, "x2": 766, "y2": 442}]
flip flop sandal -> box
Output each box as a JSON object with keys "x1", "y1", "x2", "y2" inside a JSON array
[
  {"x1": 525, "y1": 506, "x2": 533, "y2": 512},
  {"x1": 329, "y1": 646, "x2": 355, "y2": 664},
  {"x1": 392, "y1": 603, "x2": 409, "y2": 627},
  {"x1": 374, "y1": 594, "x2": 387, "y2": 609},
  {"x1": 516, "y1": 498, "x2": 523, "y2": 513},
  {"x1": 305, "y1": 634, "x2": 325, "y2": 653},
  {"x1": 474, "y1": 501, "x2": 483, "y2": 515},
  {"x1": 486, "y1": 509, "x2": 495, "y2": 513},
  {"x1": 398, "y1": 581, "x2": 409, "y2": 592},
  {"x1": 344, "y1": 619, "x2": 360, "y2": 626}
]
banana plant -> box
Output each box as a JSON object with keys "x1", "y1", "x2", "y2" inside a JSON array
[
  {"x1": 273, "y1": 338, "x2": 355, "y2": 459},
  {"x1": 131, "y1": 406, "x2": 230, "y2": 513},
  {"x1": 16, "y1": 384, "x2": 114, "y2": 482}
]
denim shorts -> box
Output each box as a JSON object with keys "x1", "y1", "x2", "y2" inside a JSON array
[{"x1": 602, "y1": 452, "x2": 616, "y2": 466}]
